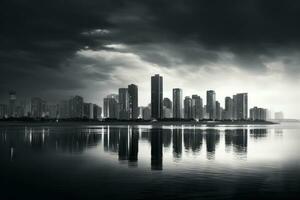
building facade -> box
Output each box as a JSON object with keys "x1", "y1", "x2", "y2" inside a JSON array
[
  {"x1": 191, "y1": 95, "x2": 203, "y2": 120},
  {"x1": 151, "y1": 74, "x2": 163, "y2": 119},
  {"x1": 234, "y1": 93, "x2": 248, "y2": 120},
  {"x1": 206, "y1": 90, "x2": 216, "y2": 120},
  {"x1": 128, "y1": 84, "x2": 139, "y2": 119},
  {"x1": 173, "y1": 88, "x2": 183, "y2": 119},
  {"x1": 184, "y1": 96, "x2": 192, "y2": 119}
]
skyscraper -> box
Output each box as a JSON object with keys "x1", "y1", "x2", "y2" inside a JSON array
[
  {"x1": 206, "y1": 90, "x2": 216, "y2": 120},
  {"x1": 83, "y1": 103, "x2": 94, "y2": 119},
  {"x1": 216, "y1": 101, "x2": 221, "y2": 120},
  {"x1": 224, "y1": 97, "x2": 233, "y2": 120},
  {"x1": 119, "y1": 88, "x2": 129, "y2": 120},
  {"x1": 173, "y1": 88, "x2": 183, "y2": 119},
  {"x1": 128, "y1": 84, "x2": 138, "y2": 119},
  {"x1": 69, "y1": 95, "x2": 84, "y2": 118},
  {"x1": 103, "y1": 94, "x2": 119, "y2": 119},
  {"x1": 191, "y1": 95, "x2": 203, "y2": 120},
  {"x1": 8, "y1": 91, "x2": 16, "y2": 117},
  {"x1": 184, "y1": 96, "x2": 192, "y2": 119},
  {"x1": 234, "y1": 93, "x2": 248, "y2": 120},
  {"x1": 151, "y1": 74, "x2": 163, "y2": 119},
  {"x1": 93, "y1": 104, "x2": 102, "y2": 120}
]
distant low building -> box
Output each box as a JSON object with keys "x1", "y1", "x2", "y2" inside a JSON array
[
  {"x1": 0, "y1": 104, "x2": 8, "y2": 118},
  {"x1": 163, "y1": 106, "x2": 172, "y2": 118},
  {"x1": 274, "y1": 112, "x2": 284, "y2": 120},
  {"x1": 142, "y1": 105, "x2": 151, "y2": 120}
]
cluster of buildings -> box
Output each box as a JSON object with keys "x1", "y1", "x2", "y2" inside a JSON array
[
  {"x1": 102, "y1": 74, "x2": 269, "y2": 121},
  {"x1": 0, "y1": 91, "x2": 102, "y2": 120},
  {"x1": 0, "y1": 74, "x2": 272, "y2": 121}
]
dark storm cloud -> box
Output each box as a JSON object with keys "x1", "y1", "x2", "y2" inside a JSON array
[{"x1": 1, "y1": 0, "x2": 300, "y2": 101}]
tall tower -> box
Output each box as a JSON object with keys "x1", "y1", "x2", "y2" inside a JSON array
[
  {"x1": 206, "y1": 90, "x2": 216, "y2": 120},
  {"x1": 119, "y1": 88, "x2": 129, "y2": 120},
  {"x1": 184, "y1": 96, "x2": 192, "y2": 119},
  {"x1": 234, "y1": 93, "x2": 248, "y2": 120},
  {"x1": 225, "y1": 96, "x2": 233, "y2": 120},
  {"x1": 173, "y1": 88, "x2": 183, "y2": 119},
  {"x1": 191, "y1": 95, "x2": 203, "y2": 120},
  {"x1": 128, "y1": 84, "x2": 138, "y2": 119},
  {"x1": 151, "y1": 74, "x2": 163, "y2": 119}
]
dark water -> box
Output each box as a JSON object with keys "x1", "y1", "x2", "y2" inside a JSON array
[{"x1": 0, "y1": 123, "x2": 300, "y2": 200}]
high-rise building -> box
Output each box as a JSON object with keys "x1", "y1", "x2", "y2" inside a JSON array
[
  {"x1": 128, "y1": 84, "x2": 138, "y2": 119},
  {"x1": 83, "y1": 103, "x2": 94, "y2": 119},
  {"x1": 224, "y1": 97, "x2": 233, "y2": 120},
  {"x1": 103, "y1": 94, "x2": 119, "y2": 119},
  {"x1": 173, "y1": 88, "x2": 183, "y2": 119},
  {"x1": 151, "y1": 74, "x2": 163, "y2": 119},
  {"x1": 31, "y1": 97, "x2": 46, "y2": 118},
  {"x1": 69, "y1": 96, "x2": 84, "y2": 118},
  {"x1": 93, "y1": 104, "x2": 102, "y2": 120},
  {"x1": 8, "y1": 91, "x2": 16, "y2": 117},
  {"x1": 216, "y1": 101, "x2": 222, "y2": 120},
  {"x1": 191, "y1": 95, "x2": 203, "y2": 120},
  {"x1": 184, "y1": 96, "x2": 192, "y2": 119},
  {"x1": 119, "y1": 88, "x2": 129, "y2": 120},
  {"x1": 206, "y1": 90, "x2": 216, "y2": 120},
  {"x1": 234, "y1": 93, "x2": 248, "y2": 120}
]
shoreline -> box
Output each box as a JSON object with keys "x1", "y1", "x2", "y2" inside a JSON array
[{"x1": 0, "y1": 120, "x2": 277, "y2": 127}]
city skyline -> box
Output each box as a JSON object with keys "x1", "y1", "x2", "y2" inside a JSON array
[{"x1": 0, "y1": 74, "x2": 270, "y2": 121}]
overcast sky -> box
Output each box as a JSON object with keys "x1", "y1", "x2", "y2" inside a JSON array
[{"x1": 1, "y1": 0, "x2": 300, "y2": 118}]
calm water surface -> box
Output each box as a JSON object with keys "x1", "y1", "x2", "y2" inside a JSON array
[{"x1": 0, "y1": 123, "x2": 300, "y2": 199}]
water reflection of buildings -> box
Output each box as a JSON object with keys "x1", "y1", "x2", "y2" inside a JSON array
[
  {"x1": 225, "y1": 129, "x2": 248, "y2": 154},
  {"x1": 205, "y1": 129, "x2": 220, "y2": 160},
  {"x1": 183, "y1": 128, "x2": 203, "y2": 153},
  {"x1": 173, "y1": 128, "x2": 182, "y2": 158},
  {"x1": 0, "y1": 127, "x2": 270, "y2": 169},
  {"x1": 128, "y1": 128, "x2": 139, "y2": 165},
  {"x1": 274, "y1": 129, "x2": 283, "y2": 137},
  {"x1": 250, "y1": 129, "x2": 268, "y2": 138},
  {"x1": 0, "y1": 128, "x2": 103, "y2": 160},
  {"x1": 151, "y1": 128, "x2": 163, "y2": 170}
]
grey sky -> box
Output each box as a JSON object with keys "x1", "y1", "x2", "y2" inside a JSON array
[{"x1": 0, "y1": 0, "x2": 300, "y2": 118}]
